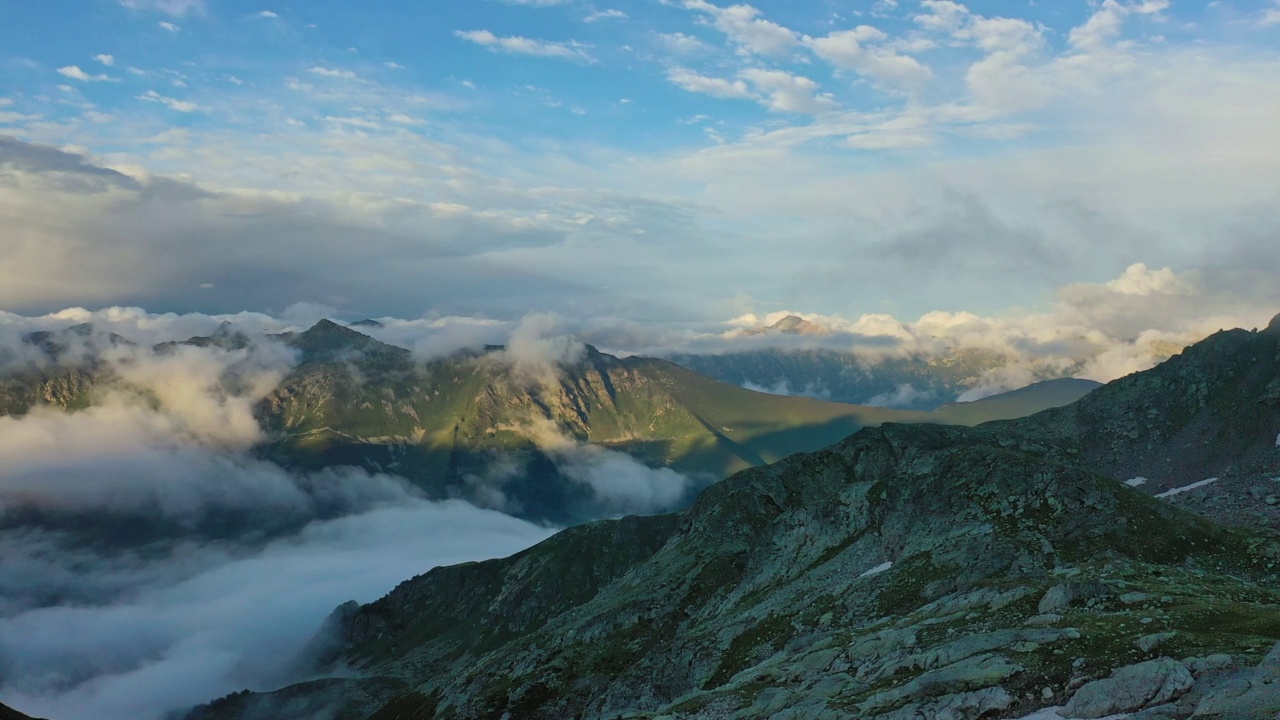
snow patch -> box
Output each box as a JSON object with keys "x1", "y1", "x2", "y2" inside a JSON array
[
  {"x1": 1274, "y1": 432, "x2": 1279, "y2": 447},
  {"x1": 1125, "y1": 477, "x2": 1147, "y2": 487},
  {"x1": 1156, "y1": 477, "x2": 1219, "y2": 498},
  {"x1": 859, "y1": 561, "x2": 893, "y2": 578}
]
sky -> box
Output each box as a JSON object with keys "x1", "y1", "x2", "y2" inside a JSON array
[{"x1": 1, "y1": 0, "x2": 1279, "y2": 325}]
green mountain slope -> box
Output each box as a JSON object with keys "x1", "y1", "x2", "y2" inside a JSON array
[
  {"x1": 187, "y1": 314, "x2": 1280, "y2": 720},
  {"x1": 257, "y1": 322, "x2": 1097, "y2": 521}
]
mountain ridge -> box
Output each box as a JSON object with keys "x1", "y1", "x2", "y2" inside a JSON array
[{"x1": 185, "y1": 313, "x2": 1280, "y2": 720}]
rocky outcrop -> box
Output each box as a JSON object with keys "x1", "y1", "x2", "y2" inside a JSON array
[{"x1": 1062, "y1": 658, "x2": 1195, "y2": 717}]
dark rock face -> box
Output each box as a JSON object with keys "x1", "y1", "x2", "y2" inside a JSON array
[
  {"x1": 0, "y1": 703, "x2": 47, "y2": 720},
  {"x1": 1264, "y1": 312, "x2": 1280, "y2": 335}
]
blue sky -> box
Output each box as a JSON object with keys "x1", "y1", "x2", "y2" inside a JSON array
[{"x1": 1, "y1": 0, "x2": 1279, "y2": 326}]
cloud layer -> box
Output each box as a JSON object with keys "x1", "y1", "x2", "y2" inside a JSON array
[{"x1": 0, "y1": 336, "x2": 554, "y2": 720}]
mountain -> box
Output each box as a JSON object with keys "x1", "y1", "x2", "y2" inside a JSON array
[
  {"x1": 257, "y1": 324, "x2": 1098, "y2": 522},
  {"x1": 186, "y1": 314, "x2": 1280, "y2": 720},
  {"x1": 668, "y1": 345, "x2": 1073, "y2": 409},
  {"x1": 0, "y1": 319, "x2": 1099, "y2": 524},
  {"x1": 930, "y1": 378, "x2": 1104, "y2": 425},
  {"x1": 742, "y1": 314, "x2": 830, "y2": 337},
  {"x1": 0, "y1": 704, "x2": 45, "y2": 720},
  {"x1": 0, "y1": 323, "x2": 125, "y2": 416}
]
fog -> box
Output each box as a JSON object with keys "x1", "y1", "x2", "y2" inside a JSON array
[
  {"x1": 0, "y1": 498, "x2": 551, "y2": 720},
  {"x1": 0, "y1": 333, "x2": 554, "y2": 720}
]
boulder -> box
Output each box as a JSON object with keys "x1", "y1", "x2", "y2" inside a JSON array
[{"x1": 1061, "y1": 658, "x2": 1194, "y2": 718}]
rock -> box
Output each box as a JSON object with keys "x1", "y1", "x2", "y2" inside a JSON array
[
  {"x1": 1121, "y1": 592, "x2": 1153, "y2": 605},
  {"x1": 1136, "y1": 632, "x2": 1178, "y2": 653},
  {"x1": 1039, "y1": 585, "x2": 1074, "y2": 613},
  {"x1": 1025, "y1": 613, "x2": 1063, "y2": 626},
  {"x1": 1061, "y1": 658, "x2": 1194, "y2": 718},
  {"x1": 1038, "y1": 581, "x2": 1112, "y2": 614},
  {"x1": 867, "y1": 686, "x2": 1014, "y2": 720},
  {"x1": 1184, "y1": 654, "x2": 1233, "y2": 676},
  {"x1": 1127, "y1": 704, "x2": 1184, "y2": 719},
  {"x1": 859, "y1": 655, "x2": 1022, "y2": 714}
]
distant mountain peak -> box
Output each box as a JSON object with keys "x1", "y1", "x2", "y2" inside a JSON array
[
  {"x1": 349, "y1": 319, "x2": 385, "y2": 329},
  {"x1": 305, "y1": 318, "x2": 349, "y2": 334},
  {"x1": 743, "y1": 314, "x2": 831, "y2": 337},
  {"x1": 280, "y1": 319, "x2": 409, "y2": 367}
]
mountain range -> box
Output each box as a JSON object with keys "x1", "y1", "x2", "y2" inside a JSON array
[
  {"x1": 182, "y1": 313, "x2": 1280, "y2": 720},
  {"x1": 669, "y1": 315, "x2": 1176, "y2": 409},
  {"x1": 0, "y1": 319, "x2": 1099, "y2": 524}
]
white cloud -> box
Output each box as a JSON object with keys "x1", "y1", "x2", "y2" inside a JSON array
[
  {"x1": 307, "y1": 66, "x2": 358, "y2": 79},
  {"x1": 157, "y1": 21, "x2": 181, "y2": 32},
  {"x1": 454, "y1": 29, "x2": 594, "y2": 62},
  {"x1": 118, "y1": 0, "x2": 205, "y2": 16},
  {"x1": 1264, "y1": 0, "x2": 1280, "y2": 26},
  {"x1": 683, "y1": 0, "x2": 798, "y2": 57},
  {"x1": 256, "y1": 10, "x2": 278, "y2": 18},
  {"x1": 326, "y1": 115, "x2": 382, "y2": 130},
  {"x1": 136, "y1": 90, "x2": 202, "y2": 112},
  {"x1": 584, "y1": 9, "x2": 627, "y2": 22},
  {"x1": 93, "y1": 54, "x2": 116, "y2": 67},
  {"x1": 657, "y1": 32, "x2": 714, "y2": 55},
  {"x1": 667, "y1": 67, "x2": 754, "y2": 99},
  {"x1": 805, "y1": 27, "x2": 934, "y2": 89},
  {"x1": 740, "y1": 68, "x2": 839, "y2": 114},
  {"x1": 57, "y1": 65, "x2": 117, "y2": 83}
]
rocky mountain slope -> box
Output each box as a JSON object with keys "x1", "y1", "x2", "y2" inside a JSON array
[{"x1": 185, "y1": 314, "x2": 1280, "y2": 720}]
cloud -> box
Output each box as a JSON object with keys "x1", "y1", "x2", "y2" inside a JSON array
[
  {"x1": 804, "y1": 27, "x2": 933, "y2": 89},
  {"x1": 454, "y1": 30, "x2": 594, "y2": 62},
  {"x1": 0, "y1": 138, "x2": 592, "y2": 314},
  {"x1": 256, "y1": 10, "x2": 278, "y2": 18},
  {"x1": 656, "y1": 32, "x2": 714, "y2": 55},
  {"x1": 136, "y1": 90, "x2": 202, "y2": 112},
  {"x1": 56, "y1": 66, "x2": 117, "y2": 83},
  {"x1": 667, "y1": 67, "x2": 754, "y2": 99},
  {"x1": 497, "y1": 312, "x2": 585, "y2": 386},
  {"x1": 157, "y1": 21, "x2": 181, "y2": 31},
  {"x1": 0, "y1": 335, "x2": 554, "y2": 720},
  {"x1": 93, "y1": 54, "x2": 116, "y2": 67},
  {"x1": 683, "y1": 0, "x2": 798, "y2": 57},
  {"x1": 584, "y1": 9, "x2": 626, "y2": 22},
  {"x1": 740, "y1": 68, "x2": 839, "y2": 115},
  {"x1": 0, "y1": 496, "x2": 550, "y2": 720},
  {"x1": 119, "y1": 0, "x2": 205, "y2": 16},
  {"x1": 522, "y1": 419, "x2": 691, "y2": 515},
  {"x1": 865, "y1": 383, "x2": 933, "y2": 408},
  {"x1": 307, "y1": 66, "x2": 358, "y2": 80}
]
